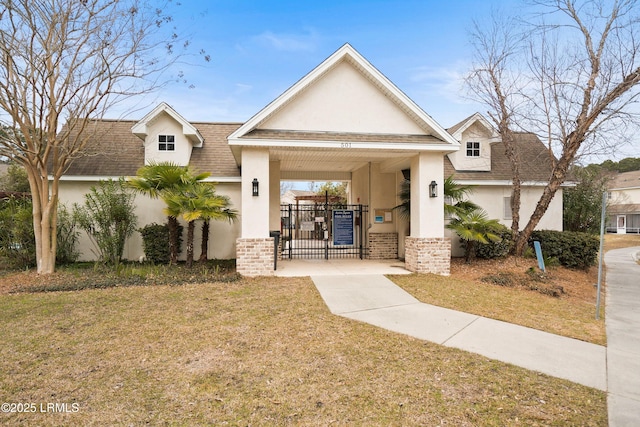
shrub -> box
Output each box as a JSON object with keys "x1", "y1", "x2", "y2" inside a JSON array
[
  {"x1": 139, "y1": 223, "x2": 170, "y2": 264},
  {"x1": 0, "y1": 195, "x2": 35, "y2": 268},
  {"x1": 475, "y1": 223, "x2": 513, "y2": 259},
  {"x1": 56, "y1": 203, "x2": 80, "y2": 265},
  {"x1": 529, "y1": 230, "x2": 599, "y2": 270},
  {"x1": 73, "y1": 179, "x2": 137, "y2": 266},
  {"x1": 139, "y1": 222, "x2": 183, "y2": 264}
]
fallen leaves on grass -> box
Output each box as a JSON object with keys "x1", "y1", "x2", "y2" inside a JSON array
[
  {"x1": 391, "y1": 257, "x2": 606, "y2": 345},
  {"x1": 0, "y1": 278, "x2": 607, "y2": 426}
]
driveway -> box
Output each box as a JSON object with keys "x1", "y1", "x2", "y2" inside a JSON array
[{"x1": 605, "y1": 246, "x2": 640, "y2": 426}]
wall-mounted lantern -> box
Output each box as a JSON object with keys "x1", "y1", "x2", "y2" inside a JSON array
[
  {"x1": 429, "y1": 180, "x2": 438, "y2": 198},
  {"x1": 252, "y1": 178, "x2": 259, "y2": 197}
]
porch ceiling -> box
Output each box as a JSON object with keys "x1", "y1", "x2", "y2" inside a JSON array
[{"x1": 269, "y1": 147, "x2": 417, "y2": 173}]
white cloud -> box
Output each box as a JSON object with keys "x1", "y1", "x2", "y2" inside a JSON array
[
  {"x1": 409, "y1": 60, "x2": 472, "y2": 106},
  {"x1": 251, "y1": 29, "x2": 319, "y2": 52}
]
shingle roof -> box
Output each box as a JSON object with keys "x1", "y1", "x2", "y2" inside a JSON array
[
  {"x1": 63, "y1": 120, "x2": 144, "y2": 176},
  {"x1": 609, "y1": 170, "x2": 640, "y2": 189},
  {"x1": 445, "y1": 132, "x2": 555, "y2": 182},
  {"x1": 63, "y1": 120, "x2": 241, "y2": 178},
  {"x1": 446, "y1": 113, "x2": 478, "y2": 136},
  {"x1": 63, "y1": 118, "x2": 555, "y2": 183},
  {"x1": 242, "y1": 129, "x2": 446, "y2": 144},
  {"x1": 608, "y1": 203, "x2": 640, "y2": 214}
]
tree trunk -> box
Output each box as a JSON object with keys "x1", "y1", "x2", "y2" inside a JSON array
[
  {"x1": 464, "y1": 240, "x2": 475, "y2": 263},
  {"x1": 499, "y1": 128, "x2": 522, "y2": 251},
  {"x1": 27, "y1": 163, "x2": 58, "y2": 274},
  {"x1": 186, "y1": 221, "x2": 195, "y2": 268},
  {"x1": 513, "y1": 140, "x2": 580, "y2": 255},
  {"x1": 198, "y1": 219, "x2": 210, "y2": 263},
  {"x1": 167, "y1": 216, "x2": 179, "y2": 265}
]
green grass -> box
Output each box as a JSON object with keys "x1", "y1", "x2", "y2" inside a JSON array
[
  {"x1": 390, "y1": 269, "x2": 606, "y2": 346},
  {"x1": 0, "y1": 277, "x2": 606, "y2": 426}
]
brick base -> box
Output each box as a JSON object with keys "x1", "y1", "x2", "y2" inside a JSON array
[
  {"x1": 236, "y1": 238, "x2": 275, "y2": 277},
  {"x1": 405, "y1": 237, "x2": 451, "y2": 275},
  {"x1": 369, "y1": 232, "x2": 398, "y2": 260}
]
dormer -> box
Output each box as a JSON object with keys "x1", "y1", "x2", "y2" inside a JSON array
[
  {"x1": 446, "y1": 113, "x2": 498, "y2": 172},
  {"x1": 131, "y1": 102, "x2": 204, "y2": 166}
]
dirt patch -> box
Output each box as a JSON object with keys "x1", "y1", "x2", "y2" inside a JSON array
[{"x1": 451, "y1": 257, "x2": 597, "y2": 303}]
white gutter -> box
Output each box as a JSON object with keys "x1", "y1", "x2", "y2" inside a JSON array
[{"x1": 55, "y1": 175, "x2": 242, "y2": 183}]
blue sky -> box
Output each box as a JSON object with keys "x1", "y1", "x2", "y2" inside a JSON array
[{"x1": 129, "y1": 0, "x2": 520, "y2": 129}]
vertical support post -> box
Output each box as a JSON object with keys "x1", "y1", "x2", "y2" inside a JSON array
[
  {"x1": 324, "y1": 190, "x2": 329, "y2": 260},
  {"x1": 359, "y1": 204, "x2": 364, "y2": 259},
  {"x1": 288, "y1": 204, "x2": 292, "y2": 260}
]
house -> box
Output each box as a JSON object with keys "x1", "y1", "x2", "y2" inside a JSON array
[
  {"x1": 57, "y1": 43, "x2": 562, "y2": 275},
  {"x1": 606, "y1": 170, "x2": 640, "y2": 234},
  {"x1": 444, "y1": 113, "x2": 563, "y2": 256}
]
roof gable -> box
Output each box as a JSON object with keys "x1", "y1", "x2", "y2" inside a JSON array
[
  {"x1": 228, "y1": 43, "x2": 459, "y2": 147},
  {"x1": 131, "y1": 102, "x2": 204, "y2": 147},
  {"x1": 447, "y1": 112, "x2": 499, "y2": 140},
  {"x1": 445, "y1": 132, "x2": 554, "y2": 182}
]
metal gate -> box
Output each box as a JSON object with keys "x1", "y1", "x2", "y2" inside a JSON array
[{"x1": 280, "y1": 202, "x2": 369, "y2": 259}]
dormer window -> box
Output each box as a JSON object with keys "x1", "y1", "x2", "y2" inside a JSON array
[
  {"x1": 159, "y1": 135, "x2": 175, "y2": 151},
  {"x1": 466, "y1": 141, "x2": 480, "y2": 157}
]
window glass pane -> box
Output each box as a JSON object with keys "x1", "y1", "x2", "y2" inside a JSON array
[
  {"x1": 466, "y1": 141, "x2": 480, "y2": 157},
  {"x1": 158, "y1": 135, "x2": 174, "y2": 151}
]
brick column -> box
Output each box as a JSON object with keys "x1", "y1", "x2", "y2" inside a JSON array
[
  {"x1": 368, "y1": 232, "x2": 398, "y2": 260},
  {"x1": 405, "y1": 237, "x2": 451, "y2": 275},
  {"x1": 236, "y1": 238, "x2": 275, "y2": 277}
]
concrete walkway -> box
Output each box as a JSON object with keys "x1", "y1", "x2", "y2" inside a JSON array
[
  {"x1": 284, "y1": 253, "x2": 640, "y2": 422},
  {"x1": 605, "y1": 246, "x2": 640, "y2": 427},
  {"x1": 311, "y1": 273, "x2": 607, "y2": 391}
]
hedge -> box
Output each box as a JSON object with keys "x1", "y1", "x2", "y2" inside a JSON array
[
  {"x1": 529, "y1": 230, "x2": 599, "y2": 270},
  {"x1": 476, "y1": 223, "x2": 513, "y2": 259},
  {"x1": 139, "y1": 223, "x2": 183, "y2": 264}
]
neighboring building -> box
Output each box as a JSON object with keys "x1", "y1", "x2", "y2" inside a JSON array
[
  {"x1": 281, "y1": 190, "x2": 317, "y2": 206},
  {"x1": 58, "y1": 43, "x2": 562, "y2": 275},
  {"x1": 607, "y1": 170, "x2": 640, "y2": 234}
]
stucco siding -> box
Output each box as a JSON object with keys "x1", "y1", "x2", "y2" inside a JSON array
[
  {"x1": 58, "y1": 180, "x2": 241, "y2": 262},
  {"x1": 260, "y1": 61, "x2": 425, "y2": 135},
  {"x1": 467, "y1": 186, "x2": 563, "y2": 231},
  {"x1": 143, "y1": 111, "x2": 193, "y2": 166}
]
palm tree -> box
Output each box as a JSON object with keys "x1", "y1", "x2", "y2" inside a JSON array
[
  {"x1": 198, "y1": 194, "x2": 237, "y2": 263},
  {"x1": 128, "y1": 161, "x2": 209, "y2": 264},
  {"x1": 394, "y1": 175, "x2": 480, "y2": 219},
  {"x1": 447, "y1": 210, "x2": 502, "y2": 263},
  {"x1": 443, "y1": 176, "x2": 480, "y2": 218},
  {"x1": 162, "y1": 183, "x2": 237, "y2": 267}
]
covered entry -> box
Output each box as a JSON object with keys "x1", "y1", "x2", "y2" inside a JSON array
[{"x1": 227, "y1": 44, "x2": 460, "y2": 276}]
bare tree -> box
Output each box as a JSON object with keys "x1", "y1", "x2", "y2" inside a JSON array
[
  {"x1": 467, "y1": 0, "x2": 640, "y2": 255},
  {"x1": 0, "y1": 0, "x2": 205, "y2": 273},
  {"x1": 467, "y1": 14, "x2": 527, "y2": 240}
]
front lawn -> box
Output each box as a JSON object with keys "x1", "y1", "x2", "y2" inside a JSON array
[{"x1": 0, "y1": 277, "x2": 606, "y2": 425}]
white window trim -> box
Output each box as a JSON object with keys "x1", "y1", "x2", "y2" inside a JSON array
[
  {"x1": 158, "y1": 134, "x2": 175, "y2": 151},
  {"x1": 466, "y1": 141, "x2": 480, "y2": 157}
]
